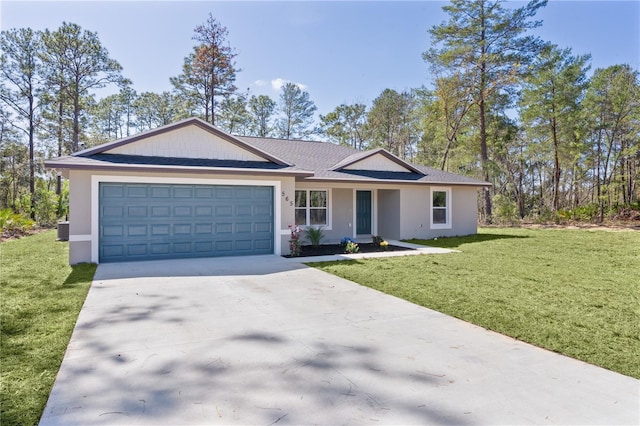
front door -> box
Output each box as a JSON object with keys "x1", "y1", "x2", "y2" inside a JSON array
[{"x1": 356, "y1": 190, "x2": 372, "y2": 235}]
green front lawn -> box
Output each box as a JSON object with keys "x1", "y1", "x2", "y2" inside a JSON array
[
  {"x1": 311, "y1": 227, "x2": 640, "y2": 379},
  {"x1": 1, "y1": 231, "x2": 96, "y2": 425}
]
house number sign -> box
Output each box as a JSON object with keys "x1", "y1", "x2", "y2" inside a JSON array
[{"x1": 282, "y1": 191, "x2": 294, "y2": 206}]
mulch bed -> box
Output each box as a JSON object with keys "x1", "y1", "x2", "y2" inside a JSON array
[{"x1": 284, "y1": 242, "x2": 414, "y2": 258}]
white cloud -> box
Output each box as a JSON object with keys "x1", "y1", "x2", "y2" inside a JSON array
[
  {"x1": 270, "y1": 78, "x2": 288, "y2": 90},
  {"x1": 252, "y1": 78, "x2": 309, "y2": 92},
  {"x1": 270, "y1": 78, "x2": 307, "y2": 91}
]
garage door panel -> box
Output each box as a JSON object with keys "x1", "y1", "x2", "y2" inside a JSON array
[
  {"x1": 127, "y1": 225, "x2": 147, "y2": 237},
  {"x1": 194, "y1": 241, "x2": 213, "y2": 252},
  {"x1": 150, "y1": 206, "x2": 170, "y2": 217},
  {"x1": 102, "y1": 244, "x2": 124, "y2": 258},
  {"x1": 127, "y1": 206, "x2": 147, "y2": 218},
  {"x1": 102, "y1": 205, "x2": 123, "y2": 218},
  {"x1": 215, "y1": 223, "x2": 232, "y2": 234},
  {"x1": 195, "y1": 187, "x2": 213, "y2": 198},
  {"x1": 127, "y1": 186, "x2": 148, "y2": 197},
  {"x1": 173, "y1": 187, "x2": 193, "y2": 198},
  {"x1": 151, "y1": 224, "x2": 170, "y2": 236},
  {"x1": 254, "y1": 222, "x2": 272, "y2": 233},
  {"x1": 173, "y1": 242, "x2": 192, "y2": 253},
  {"x1": 150, "y1": 186, "x2": 171, "y2": 198},
  {"x1": 195, "y1": 206, "x2": 213, "y2": 216},
  {"x1": 236, "y1": 222, "x2": 251, "y2": 233},
  {"x1": 236, "y1": 204, "x2": 252, "y2": 216},
  {"x1": 254, "y1": 239, "x2": 273, "y2": 250},
  {"x1": 173, "y1": 206, "x2": 192, "y2": 217},
  {"x1": 254, "y1": 204, "x2": 271, "y2": 216},
  {"x1": 150, "y1": 243, "x2": 170, "y2": 254},
  {"x1": 195, "y1": 223, "x2": 213, "y2": 235},
  {"x1": 103, "y1": 225, "x2": 123, "y2": 237},
  {"x1": 99, "y1": 183, "x2": 274, "y2": 262},
  {"x1": 215, "y1": 240, "x2": 233, "y2": 251},
  {"x1": 216, "y1": 187, "x2": 233, "y2": 199},
  {"x1": 215, "y1": 205, "x2": 233, "y2": 216},
  {"x1": 127, "y1": 244, "x2": 147, "y2": 256}
]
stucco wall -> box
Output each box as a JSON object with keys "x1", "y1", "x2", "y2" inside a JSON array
[
  {"x1": 377, "y1": 189, "x2": 401, "y2": 240},
  {"x1": 399, "y1": 185, "x2": 479, "y2": 240},
  {"x1": 451, "y1": 186, "x2": 479, "y2": 236},
  {"x1": 66, "y1": 168, "x2": 481, "y2": 263},
  {"x1": 399, "y1": 187, "x2": 430, "y2": 239},
  {"x1": 324, "y1": 188, "x2": 353, "y2": 244},
  {"x1": 67, "y1": 169, "x2": 295, "y2": 264}
]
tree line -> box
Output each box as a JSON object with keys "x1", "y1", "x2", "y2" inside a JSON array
[{"x1": 1, "y1": 1, "x2": 639, "y2": 226}]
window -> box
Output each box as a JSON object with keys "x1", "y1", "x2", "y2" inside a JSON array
[
  {"x1": 430, "y1": 187, "x2": 451, "y2": 229},
  {"x1": 295, "y1": 189, "x2": 328, "y2": 226}
]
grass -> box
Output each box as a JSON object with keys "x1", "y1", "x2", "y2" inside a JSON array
[
  {"x1": 311, "y1": 227, "x2": 640, "y2": 379},
  {"x1": 1, "y1": 231, "x2": 96, "y2": 425}
]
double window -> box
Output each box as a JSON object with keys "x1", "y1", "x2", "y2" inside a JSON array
[
  {"x1": 430, "y1": 187, "x2": 451, "y2": 229},
  {"x1": 295, "y1": 190, "x2": 328, "y2": 226}
]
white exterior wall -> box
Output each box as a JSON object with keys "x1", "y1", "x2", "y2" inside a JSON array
[
  {"x1": 398, "y1": 185, "x2": 479, "y2": 240},
  {"x1": 399, "y1": 187, "x2": 431, "y2": 239},
  {"x1": 67, "y1": 169, "x2": 294, "y2": 264},
  {"x1": 67, "y1": 167, "x2": 481, "y2": 264},
  {"x1": 378, "y1": 189, "x2": 401, "y2": 240}
]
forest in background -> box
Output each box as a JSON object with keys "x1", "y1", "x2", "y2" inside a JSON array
[{"x1": 1, "y1": 0, "x2": 638, "y2": 230}]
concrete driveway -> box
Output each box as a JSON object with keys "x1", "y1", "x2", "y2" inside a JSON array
[{"x1": 41, "y1": 255, "x2": 639, "y2": 425}]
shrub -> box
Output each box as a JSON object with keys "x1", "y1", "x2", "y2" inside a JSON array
[
  {"x1": 288, "y1": 225, "x2": 302, "y2": 256},
  {"x1": 0, "y1": 209, "x2": 35, "y2": 234},
  {"x1": 344, "y1": 241, "x2": 359, "y2": 254},
  {"x1": 305, "y1": 226, "x2": 325, "y2": 247},
  {"x1": 372, "y1": 235, "x2": 384, "y2": 246},
  {"x1": 340, "y1": 236, "x2": 356, "y2": 246},
  {"x1": 32, "y1": 186, "x2": 58, "y2": 227},
  {"x1": 492, "y1": 194, "x2": 519, "y2": 224}
]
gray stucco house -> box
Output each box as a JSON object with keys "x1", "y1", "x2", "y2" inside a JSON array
[{"x1": 45, "y1": 117, "x2": 489, "y2": 264}]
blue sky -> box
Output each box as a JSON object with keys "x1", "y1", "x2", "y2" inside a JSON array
[{"x1": 2, "y1": 1, "x2": 639, "y2": 118}]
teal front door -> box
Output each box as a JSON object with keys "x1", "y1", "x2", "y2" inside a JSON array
[{"x1": 356, "y1": 190, "x2": 372, "y2": 235}]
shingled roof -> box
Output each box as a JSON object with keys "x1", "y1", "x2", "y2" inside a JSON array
[
  {"x1": 239, "y1": 136, "x2": 489, "y2": 186},
  {"x1": 45, "y1": 118, "x2": 489, "y2": 186}
]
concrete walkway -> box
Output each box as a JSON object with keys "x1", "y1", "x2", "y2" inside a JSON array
[{"x1": 41, "y1": 255, "x2": 639, "y2": 425}]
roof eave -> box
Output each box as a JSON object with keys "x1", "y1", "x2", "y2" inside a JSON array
[
  {"x1": 299, "y1": 176, "x2": 491, "y2": 186},
  {"x1": 44, "y1": 161, "x2": 315, "y2": 178}
]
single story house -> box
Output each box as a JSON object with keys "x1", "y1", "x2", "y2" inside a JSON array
[{"x1": 45, "y1": 117, "x2": 490, "y2": 264}]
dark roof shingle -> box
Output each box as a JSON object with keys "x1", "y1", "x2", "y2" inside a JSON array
[{"x1": 239, "y1": 136, "x2": 489, "y2": 186}]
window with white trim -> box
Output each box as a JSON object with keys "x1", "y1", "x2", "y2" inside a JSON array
[
  {"x1": 430, "y1": 187, "x2": 451, "y2": 229},
  {"x1": 295, "y1": 189, "x2": 328, "y2": 226}
]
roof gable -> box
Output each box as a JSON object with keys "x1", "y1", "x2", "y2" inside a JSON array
[
  {"x1": 330, "y1": 149, "x2": 424, "y2": 174},
  {"x1": 76, "y1": 118, "x2": 290, "y2": 165}
]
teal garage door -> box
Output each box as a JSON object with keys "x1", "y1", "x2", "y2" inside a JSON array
[{"x1": 99, "y1": 183, "x2": 274, "y2": 262}]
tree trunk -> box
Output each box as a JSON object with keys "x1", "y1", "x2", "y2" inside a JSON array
[
  {"x1": 479, "y1": 7, "x2": 492, "y2": 223},
  {"x1": 552, "y1": 115, "x2": 560, "y2": 212},
  {"x1": 56, "y1": 98, "x2": 63, "y2": 196},
  {"x1": 440, "y1": 136, "x2": 455, "y2": 171},
  {"x1": 73, "y1": 84, "x2": 80, "y2": 153},
  {"x1": 28, "y1": 94, "x2": 35, "y2": 220}
]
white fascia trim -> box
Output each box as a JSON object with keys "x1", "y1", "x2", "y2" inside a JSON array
[
  {"x1": 352, "y1": 188, "x2": 377, "y2": 238},
  {"x1": 91, "y1": 175, "x2": 282, "y2": 263},
  {"x1": 430, "y1": 186, "x2": 452, "y2": 230}
]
